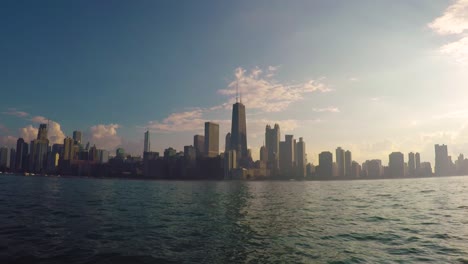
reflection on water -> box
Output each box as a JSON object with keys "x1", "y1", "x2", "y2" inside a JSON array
[{"x1": 1, "y1": 175, "x2": 468, "y2": 263}]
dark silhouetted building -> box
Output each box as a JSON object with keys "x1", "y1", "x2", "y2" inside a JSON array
[
  {"x1": 230, "y1": 101, "x2": 248, "y2": 161},
  {"x1": 435, "y1": 144, "x2": 449, "y2": 176},
  {"x1": 336, "y1": 147, "x2": 345, "y2": 177},
  {"x1": 30, "y1": 124, "x2": 49, "y2": 173},
  {"x1": 345, "y1": 150, "x2": 352, "y2": 177},
  {"x1": 296, "y1": 137, "x2": 306, "y2": 178},
  {"x1": 144, "y1": 130, "x2": 150, "y2": 153},
  {"x1": 408, "y1": 152, "x2": 415, "y2": 176},
  {"x1": 204, "y1": 122, "x2": 219, "y2": 157},
  {"x1": 15, "y1": 138, "x2": 28, "y2": 171},
  {"x1": 318, "y1": 151, "x2": 333, "y2": 178},
  {"x1": 389, "y1": 152, "x2": 404, "y2": 177},
  {"x1": 73, "y1": 131, "x2": 82, "y2": 144},
  {"x1": 280, "y1": 135, "x2": 295, "y2": 177},
  {"x1": 225, "y1": 133, "x2": 231, "y2": 152},
  {"x1": 194, "y1": 135, "x2": 205, "y2": 158},
  {"x1": 265, "y1": 124, "x2": 280, "y2": 171},
  {"x1": 0, "y1": 147, "x2": 9, "y2": 169},
  {"x1": 415, "y1": 152, "x2": 421, "y2": 175}
]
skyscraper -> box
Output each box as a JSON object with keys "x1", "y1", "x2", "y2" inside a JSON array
[
  {"x1": 30, "y1": 124, "x2": 49, "y2": 172},
  {"x1": 318, "y1": 151, "x2": 333, "y2": 178},
  {"x1": 63, "y1": 137, "x2": 74, "y2": 161},
  {"x1": 260, "y1": 145, "x2": 268, "y2": 163},
  {"x1": 38, "y1": 124, "x2": 48, "y2": 141},
  {"x1": 296, "y1": 137, "x2": 306, "y2": 178},
  {"x1": 408, "y1": 152, "x2": 415, "y2": 176},
  {"x1": 265, "y1": 124, "x2": 280, "y2": 170},
  {"x1": 15, "y1": 138, "x2": 28, "y2": 171},
  {"x1": 193, "y1": 135, "x2": 205, "y2": 157},
  {"x1": 73, "y1": 131, "x2": 82, "y2": 144},
  {"x1": 336, "y1": 147, "x2": 345, "y2": 177},
  {"x1": 205, "y1": 122, "x2": 219, "y2": 158},
  {"x1": 280, "y1": 135, "x2": 295, "y2": 177},
  {"x1": 389, "y1": 152, "x2": 404, "y2": 177},
  {"x1": 435, "y1": 144, "x2": 449, "y2": 176},
  {"x1": 144, "y1": 130, "x2": 150, "y2": 153},
  {"x1": 345, "y1": 150, "x2": 352, "y2": 177},
  {"x1": 9, "y1": 148, "x2": 16, "y2": 170},
  {"x1": 415, "y1": 152, "x2": 421, "y2": 175},
  {"x1": 225, "y1": 133, "x2": 231, "y2": 152},
  {"x1": 0, "y1": 147, "x2": 9, "y2": 169},
  {"x1": 230, "y1": 101, "x2": 248, "y2": 161}
]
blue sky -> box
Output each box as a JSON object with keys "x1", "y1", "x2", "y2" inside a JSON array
[{"x1": 1, "y1": 0, "x2": 468, "y2": 164}]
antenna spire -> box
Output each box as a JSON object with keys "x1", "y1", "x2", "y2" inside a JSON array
[{"x1": 236, "y1": 80, "x2": 239, "y2": 103}]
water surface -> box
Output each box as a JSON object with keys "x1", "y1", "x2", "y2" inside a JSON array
[{"x1": 1, "y1": 175, "x2": 468, "y2": 263}]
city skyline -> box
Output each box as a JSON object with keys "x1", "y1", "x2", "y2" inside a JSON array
[{"x1": 1, "y1": 1, "x2": 468, "y2": 163}]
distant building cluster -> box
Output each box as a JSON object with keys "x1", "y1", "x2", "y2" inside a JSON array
[{"x1": 0, "y1": 104, "x2": 466, "y2": 180}]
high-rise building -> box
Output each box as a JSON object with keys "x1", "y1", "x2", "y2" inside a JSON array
[
  {"x1": 366, "y1": 159, "x2": 383, "y2": 178},
  {"x1": 318, "y1": 151, "x2": 333, "y2": 178},
  {"x1": 63, "y1": 137, "x2": 74, "y2": 161},
  {"x1": 204, "y1": 122, "x2": 219, "y2": 158},
  {"x1": 389, "y1": 152, "x2": 404, "y2": 177},
  {"x1": 30, "y1": 139, "x2": 49, "y2": 172},
  {"x1": 345, "y1": 150, "x2": 352, "y2": 177},
  {"x1": 38, "y1": 124, "x2": 48, "y2": 141},
  {"x1": 225, "y1": 133, "x2": 231, "y2": 152},
  {"x1": 408, "y1": 152, "x2": 415, "y2": 176},
  {"x1": 260, "y1": 145, "x2": 268, "y2": 163},
  {"x1": 435, "y1": 144, "x2": 449, "y2": 176},
  {"x1": 265, "y1": 124, "x2": 280, "y2": 170},
  {"x1": 224, "y1": 150, "x2": 237, "y2": 179},
  {"x1": 144, "y1": 130, "x2": 150, "y2": 153},
  {"x1": 184, "y1": 145, "x2": 196, "y2": 163},
  {"x1": 351, "y1": 161, "x2": 361, "y2": 178},
  {"x1": 89, "y1": 145, "x2": 99, "y2": 162},
  {"x1": 9, "y1": 148, "x2": 16, "y2": 170},
  {"x1": 73, "y1": 131, "x2": 82, "y2": 144},
  {"x1": 296, "y1": 137, "x2": 306, "y2": 178},
  {"x1": 0, "y1": 147, "x2": 9, "y2": 169},
  {"x1": 415, "y1": 152, "x2": 421, "y2": 174},
  {"x1": 279, "y1": 135, "x2": 295, "y2": 177},
  {"x1": 230, "y1": 101, "x2": 248, "y2": 161},
  {"x1": 30, "y1": 124, "x2": 49, "y2": 172},
  {"x1": 336, "y1": 147, "x2": 345, "y2": 177},
  {"x1": 15, "y1": 138, "x2": 28, "y2": 171},
  {"x1": 194, "y1": 135, "x2": 205, "y2": 158}
]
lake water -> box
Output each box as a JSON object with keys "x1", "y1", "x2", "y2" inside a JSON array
[{"x1": 1, "y1": 175, "x2": 468, "y2": 263}]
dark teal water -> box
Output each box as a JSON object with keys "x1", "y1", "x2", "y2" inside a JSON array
[{"x1": 1, "y1": 175, "x2": 468, "y2": 263}]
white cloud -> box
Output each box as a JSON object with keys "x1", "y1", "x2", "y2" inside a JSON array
[
  {"x1": 19, "y1": 125, "x2": 38, "y2": 143},
  {"x1": 439, "y1": 36, "x2": 468, "y2": 64},
  {"x1": 0, "y1": 135, "x2": 17, "y2": 148},
  {"x1": 312, "y1": 107, "x2": 340, "y2": 113},
  {"x1": 147, "y1": 109, "x2": 206, "y2": 132},
  {"x1": 429, "y1": 0, "x2": 468, "y2": 64},
  {"x1": 89, "y1": 124, "x2": 122, "y2": 151},
  {"x1": 2, "y1": 108, "x2": 29, "y2": 118},
  {"x1": 349, "y1": 77, "x2": 359, "y2": 82},
  {"x1": 428, "y1": 0, "x2": 468, "y2": 35},
  {"x1": 31, "y1": 116, "x2": 48, "y2": 123},
  {"x1": 218, "y1": 67, "x2": 331, "y2": 112},
  {"x1": 28, "y1": 116, "x2": 65, "y2": 144}
]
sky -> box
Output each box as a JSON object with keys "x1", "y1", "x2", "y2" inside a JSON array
[{"x1": 1, "y1": 0, "x2": 468, "y2": 165}]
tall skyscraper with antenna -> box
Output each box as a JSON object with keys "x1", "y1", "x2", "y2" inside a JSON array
[{"x1": 230, "y1": 82, "x2": 248, "y2": 162}]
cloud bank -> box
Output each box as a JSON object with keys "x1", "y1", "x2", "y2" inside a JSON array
[{"x1": 429, "y1": 0, "x2": 468, "y2": 64}]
